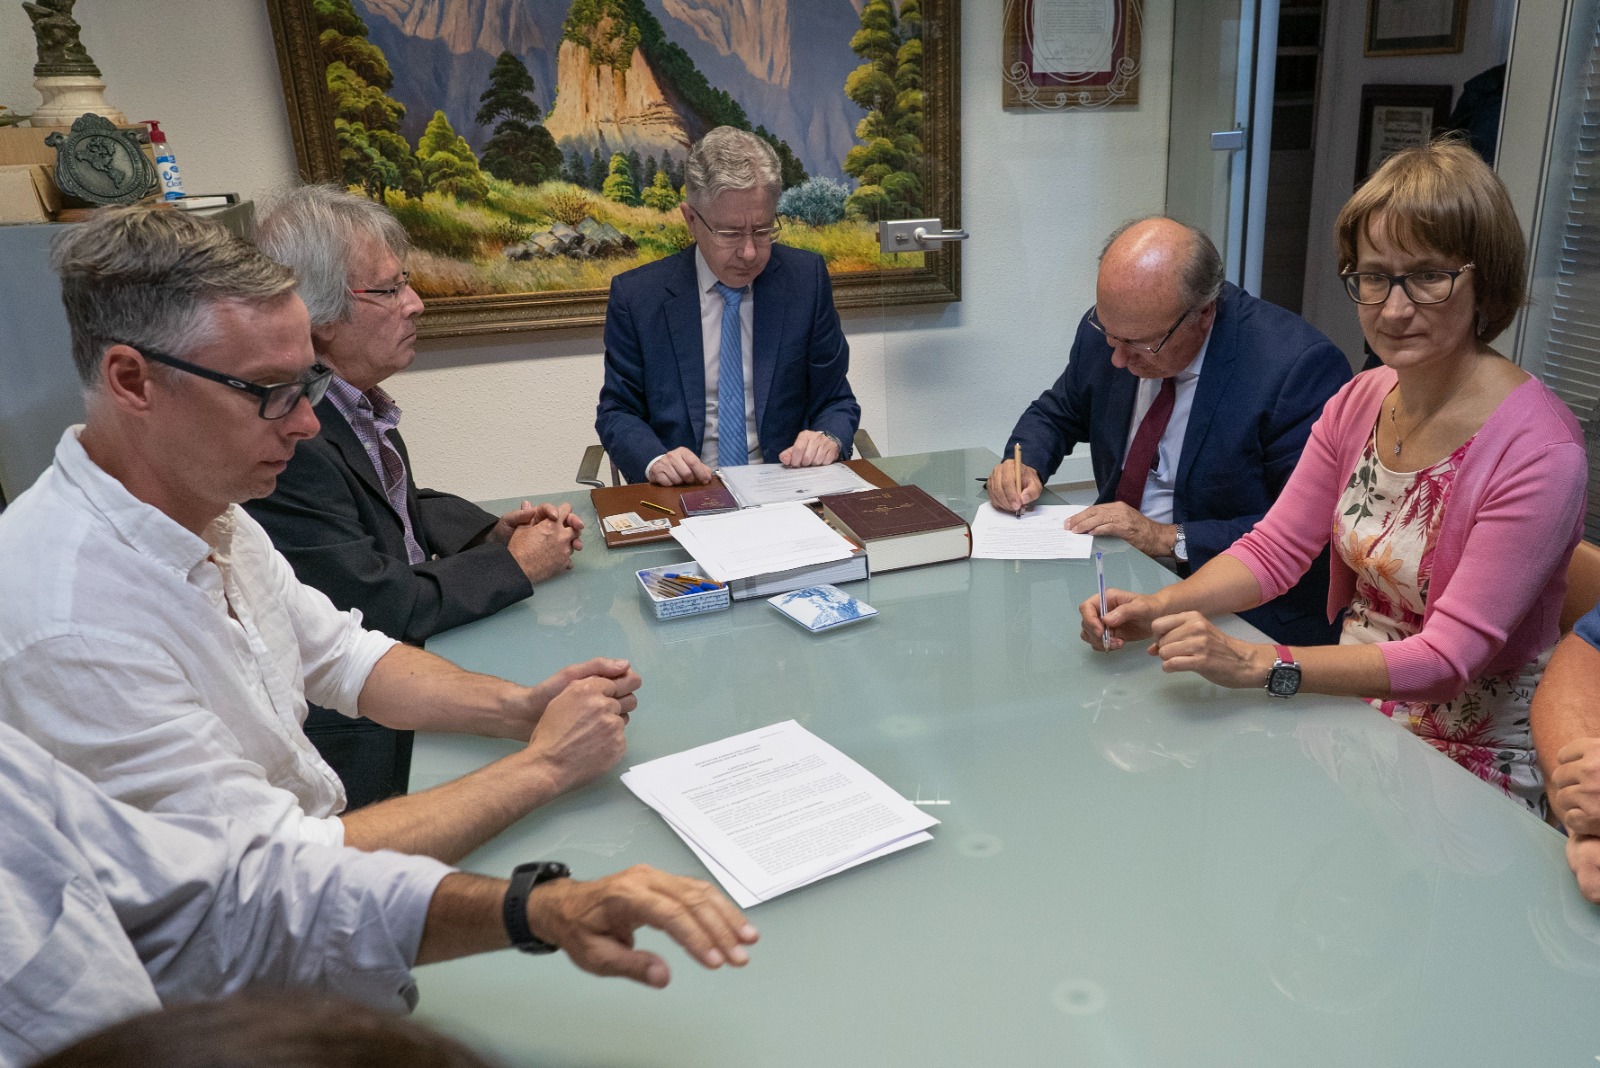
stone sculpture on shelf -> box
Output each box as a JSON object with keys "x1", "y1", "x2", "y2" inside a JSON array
[
  {"x1": 24, "y1": 0, "x2": 99, "y2": 76},
  {"x1": 22, "y1": 0, "x2": 126, "y2": 127}
]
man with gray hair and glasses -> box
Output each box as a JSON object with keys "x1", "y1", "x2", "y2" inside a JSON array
[
  {"x1": 987, "y1": 216, "x2": 1351, "y2": 645},
  {"x1": 596, "y1": 125, "x2": 860, "y2": 485},
  {"x1": 0, "y1": 204, "x2": 640, "y2": 865},
  {"x1": 247, "y1": 184, "x2": 590, "y2": 809}
]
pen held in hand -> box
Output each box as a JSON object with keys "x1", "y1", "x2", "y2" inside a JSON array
[
  {"x1": 1095, "y1": 550, "x2": 1111, "y2": 649},
  {"x1": 1012, "y1": 443, "x2": 1024, "y2": 519}
]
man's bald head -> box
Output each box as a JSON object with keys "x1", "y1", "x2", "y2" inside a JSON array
[
  {"x1": 1091, "y1": 216, "x2": 1224, "y2": 379},
  {"x1": 1098, "y1": 216, "x2": 1224, "y2": 311}
]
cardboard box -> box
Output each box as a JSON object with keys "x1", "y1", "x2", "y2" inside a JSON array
[
  {"x1": 0, "y1": 124, "x2": 158, "y2": 170},
  {"x1": 0, "y1": 164, "x2": 63, "y2": 224}
]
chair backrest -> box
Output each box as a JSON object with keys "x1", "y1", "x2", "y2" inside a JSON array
[{"x1": 1560, "y1": 538, "x2": 1600, "y2": 635}]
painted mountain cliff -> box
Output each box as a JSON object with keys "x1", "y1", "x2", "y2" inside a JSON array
[{"x1": 355, "y1": 0, "x2": 862, "y2": 180}]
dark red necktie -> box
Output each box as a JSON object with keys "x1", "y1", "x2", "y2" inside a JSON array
[{"x1": 1114, "y1": 377, "x2": 1177, "y2": 509}]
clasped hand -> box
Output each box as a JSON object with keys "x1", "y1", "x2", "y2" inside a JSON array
[
  {"x1": 518, "y1": 658, "x2": 641, "y2": 793},
  {"x1": 1079, "y1": 588, "x2": 1268, "y2": 688},
  {"x1": 493, "y1": 500, "x2": 584, "y2": 583}
]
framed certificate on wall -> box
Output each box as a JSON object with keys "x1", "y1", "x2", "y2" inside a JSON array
[
  {"x1": 1002, "y1": 0, "x2": 1142, "y2": 110},
  {"x1": 1364, "y1": 0, "x2": 1468, "y2": 57},
  {"x1": 1354, "y1": 83, "x2": 1454, "y2": 186}
]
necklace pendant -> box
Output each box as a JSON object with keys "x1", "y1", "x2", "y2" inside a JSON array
[{"x1": 1393, "y1": 441, "x2": 1402, "y2": 456}]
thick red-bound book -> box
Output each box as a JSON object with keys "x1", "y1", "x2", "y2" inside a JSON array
[{"x1": 818, "y1": 485, "x2": 971, "y2": 574}]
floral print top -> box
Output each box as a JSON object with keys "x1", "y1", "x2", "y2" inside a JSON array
[{"x1": 1333, "y1": 426, "x2": 1547, "y2": 814}]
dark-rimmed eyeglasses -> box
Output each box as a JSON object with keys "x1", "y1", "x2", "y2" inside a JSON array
[
  {"x1": 1086, "y1": 306, "x2": 1193, "y2": 357},
  {"x1": 121, "y1": 343, "x2": 333, "y2": 420},
  {"x1": 1339, "y1": 264, "x2": 1474, "y2": 305},
  {"x1": 349, "y1": 271, "x2": 412, "y2": 301},
  {"x1": 687, "y1": 209, "x2": 782, "y2": 248}
]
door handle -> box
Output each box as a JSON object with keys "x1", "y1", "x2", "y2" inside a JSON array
[{"x1": 878, "y1": 218, "x2": 970, "y2": 253}]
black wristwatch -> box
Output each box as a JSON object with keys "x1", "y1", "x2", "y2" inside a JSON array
[
  {"x1": 503, "y1": 861, "x2": 570, "y2": 954},
  {"x1": 1266, "y1": 644, "x2": 1301, "y2": 699}
]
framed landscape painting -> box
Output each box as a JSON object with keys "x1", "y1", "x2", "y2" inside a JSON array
[{"x1": 266, "y1": 0, "x2": 961, "y2": 337}]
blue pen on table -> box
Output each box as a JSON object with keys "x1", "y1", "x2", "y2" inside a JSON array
[{"x1": 1095, "y1": 550, "x2": 1111, "y2": 649}]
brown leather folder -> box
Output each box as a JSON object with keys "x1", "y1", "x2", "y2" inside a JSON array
[{"x1": 590, "y1": 460, "x2": 896, "y2": 549}]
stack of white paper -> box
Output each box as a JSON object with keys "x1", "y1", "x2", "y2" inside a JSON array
[
  {"x1": 671, "y1": 502, "x2": 858, "y2": 582},
  {"x1": 716, "y1": 462, "x2": 877, "y2": 508},
  {"x1": 970, "y1": 502, "x2": 1095, "y2": 559},
  {"x1": 622, "y1": 720, "x2": 938, "y2": 906}
]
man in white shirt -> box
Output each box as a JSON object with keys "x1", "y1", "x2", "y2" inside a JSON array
[
  {"x1": 0, "y1": 203, "x2": 638, "y2": 864},
  {"x1": 0, "y1": 719, "x2": 756, "y2": 1066}
]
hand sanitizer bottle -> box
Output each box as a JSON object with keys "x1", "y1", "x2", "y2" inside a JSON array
[{"x1": 143, "y1": 120, "x2": 184, "y2": 200}]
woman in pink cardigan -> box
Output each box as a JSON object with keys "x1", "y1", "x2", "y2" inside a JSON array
[{"x1": 1082, "y1": 140, "x2": 1587, "y2": 813}]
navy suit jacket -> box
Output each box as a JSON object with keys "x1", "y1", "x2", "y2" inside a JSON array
[
  {"x1": 1006, "y1": 283, "x2": 1352, "y2": 645},
  {"x1": 244, "y1": 400, "x2": 532, "y2": 809},
  {"x1": 596, "y1": 245, "x2": 860, "y2": 483}
]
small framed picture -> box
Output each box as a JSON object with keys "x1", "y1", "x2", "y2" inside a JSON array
[
  {"x1": 1002, "y1": 0, "x2": 1143, "y2": 110},
  {"x1": 1364, "y1": 0, "x2": 1468, "y2": 57},
  {"x1": 1354, "y1": 84, "x2": 1453, "y2": 187}
]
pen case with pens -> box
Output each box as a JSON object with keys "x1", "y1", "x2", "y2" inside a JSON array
[{"x1": 636, "y1": 563, "x2": 731, "y2": 620}]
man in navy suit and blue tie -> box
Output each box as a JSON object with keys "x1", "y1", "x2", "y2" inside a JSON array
[
  {"x1": 988, "y1": 217, "x2": 1352, "y2": 645},
  {"x1": 596, "y1": 127, "x2": 860, "y2": 486}
]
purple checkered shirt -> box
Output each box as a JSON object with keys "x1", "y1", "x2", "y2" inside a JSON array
[{"x1": 324, "y1": 375, "x2": 426, "y2": 564}]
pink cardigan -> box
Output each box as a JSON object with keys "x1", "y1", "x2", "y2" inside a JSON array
[{"x1": 1223, "y1": 366, "x2": 1587, "y2": 703}]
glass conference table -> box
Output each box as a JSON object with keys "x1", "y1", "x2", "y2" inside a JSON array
[{"x1": 411, "y1": 449, "x2": 1600, "y2": 1066}]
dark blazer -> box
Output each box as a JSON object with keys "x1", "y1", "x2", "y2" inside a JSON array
[
  {"x1": 596, "y1": 244, "x2": 861, "y2": 483},
  {"x1": 1006, "y1": 283, "x2": 1353, "y2": 645},
  {"x1": 245, "y1": 398, "x2": 533, "y2": 807}
]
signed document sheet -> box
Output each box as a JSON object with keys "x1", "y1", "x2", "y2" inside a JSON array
[{"x1": 970, "y1": 502, "x2": 1094, "y2": 559}]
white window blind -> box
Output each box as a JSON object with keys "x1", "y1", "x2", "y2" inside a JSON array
[{"x1": 1530, "y1": 8, "x2": 1600, "y2": 540}]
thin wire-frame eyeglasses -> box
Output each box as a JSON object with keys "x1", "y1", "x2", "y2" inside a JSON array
[
  {"x1": 688, "y1": 209, "x2": 783, "y2": 248},
  {"x1": 349, "y1": 271, "x2": 412, "y2": 301},
  {"x1": 1086, "y1": 306, "x2": 1193, "y2": 357}
]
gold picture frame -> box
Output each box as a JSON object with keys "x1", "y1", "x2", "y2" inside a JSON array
[
  {"x1": 1364, "y1": 0, "x2": 1468, "y2": 57},
  {"x1": 264, "y1": 0, "x2": 961, "y2": 338}
]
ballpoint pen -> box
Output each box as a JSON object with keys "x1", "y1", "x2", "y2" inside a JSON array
[
  {"x1": 1012, "y1": 442, "x2": 1024, "y2": 519},
  {"x1": 639, "y1": 500, "x2": 675, "y2": 516},
  {"x1": 1095, "y1": 550, "x2": 1111, "y2": 649}
]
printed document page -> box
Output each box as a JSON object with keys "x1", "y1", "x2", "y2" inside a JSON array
[
  {"x1": 622, "y1": 720, "x2": 937, "y2": 905},
  {"x1": 717, "y1": 462, "x2": 876, "y2": 508},
  {"x1": 970, "y1": 502, "x2": 1094, "y2": 559},
  {"x1": 671, "y1": 502, "x2": 857, "y2": 582}
]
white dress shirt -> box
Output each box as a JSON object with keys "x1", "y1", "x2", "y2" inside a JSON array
[
  {"x1": 1122, "y1": 327, "x2": 1213, "y2": 524},
  {"x1": 0, "y1": 719, "x2": 449, "y2": 1066},
  {"x1": 0, "y1": 429, "x2": 398, "y2": 848},
  {"x1": 643, "y1": 249, "x2": 760, "y2": 480}
]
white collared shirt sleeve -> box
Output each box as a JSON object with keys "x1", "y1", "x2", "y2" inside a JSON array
[
  {"x1": 0, "y1": 722, "x2": 449, "y2": 1065},
  {"x1": 0, "y1": 630, "x2": 350, "y2": 849}
]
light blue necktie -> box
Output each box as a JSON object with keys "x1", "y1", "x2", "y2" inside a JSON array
[{"x1": 713, "y1": 281, "x2": 748, "y2": 467}]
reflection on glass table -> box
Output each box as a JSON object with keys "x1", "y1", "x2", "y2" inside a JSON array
[{"x1": 411, "y1": 449, "x2": 1600, "y2": 1068}]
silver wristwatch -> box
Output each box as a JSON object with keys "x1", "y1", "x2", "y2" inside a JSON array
[{"x1": 1172, "y1": 524, "x2": 1188, "y2": 563}]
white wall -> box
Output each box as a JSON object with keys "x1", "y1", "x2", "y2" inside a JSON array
[
  {"x1": 1299, "y1": 1, "x2": 1514, "y2": 363},
  {"x1": 0, "y1": 0, "x2": 1174, "y2": 500}
]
